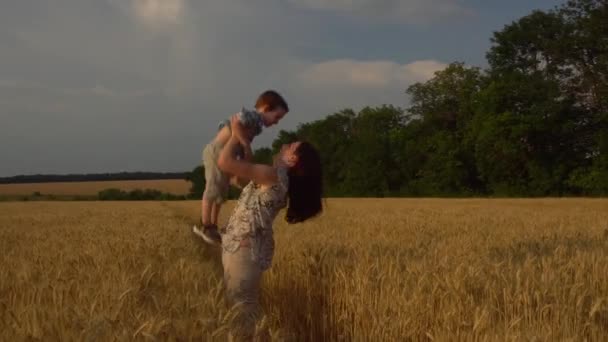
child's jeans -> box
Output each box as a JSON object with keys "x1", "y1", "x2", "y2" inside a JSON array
[
  {"x1": 202, "y1": 142, "x2": 229, "y2": 204},
  {"x1": 202, "y1": 141, "x2": 245, "y2": 204}
]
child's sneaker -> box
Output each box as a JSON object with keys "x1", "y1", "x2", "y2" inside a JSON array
[{"x1": 192, "y1": 224, "x2": 222, "y2": 246}]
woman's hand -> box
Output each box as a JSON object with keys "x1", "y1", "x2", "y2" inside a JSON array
[
  {"x1": 217, "y1": 114, "x2": 278, "y2": 186},
  {"x1": 230, "y1": 115, "x2": 249, "y2": 145}
]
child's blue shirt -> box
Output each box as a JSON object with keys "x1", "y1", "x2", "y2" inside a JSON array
[{"x1": 218, "y1": 107, "x2": 264, "y2": 138}]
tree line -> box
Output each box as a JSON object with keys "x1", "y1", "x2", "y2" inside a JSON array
[{"x1": 0, "y1": 172, "x2": 188, "y2": 184}]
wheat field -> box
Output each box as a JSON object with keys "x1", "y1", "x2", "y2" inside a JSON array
[
  {"x1": 0, "y1": 179, "x2": 190, "y2": 196},
  {"x1": 1, "y1": 199, "x2": 607, "y2": 341}
]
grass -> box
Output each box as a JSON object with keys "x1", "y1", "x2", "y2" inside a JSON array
[{"x1": 0, "y1": 198, "x2": 607, "y2": 341}]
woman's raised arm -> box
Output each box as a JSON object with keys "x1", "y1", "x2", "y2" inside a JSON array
[{"x1": 217, "y1": 115, "x2": 278, "y2": 187}]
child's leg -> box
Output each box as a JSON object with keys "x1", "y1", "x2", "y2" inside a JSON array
[
  {"x1": 201, "y1": 196, "x2": 212, "y2": 226},
  {"x1": 197, "y1": 189, "x2": 223, "y2": 245},
  {"x1": 195, "y1": 143, "x2": 226, "y2": 245},
  {"x1": 201, "y1": 143, "x2": 221, "y2": 226},
  {"x1": 211, "y1": 202, "x2": 222, "y2": 226}
]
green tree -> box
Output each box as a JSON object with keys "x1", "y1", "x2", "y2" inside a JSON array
[
  {"x1": 185, "y1": 165, "x2": 205, "y2": 199},
  {"x1": 482, "y1": 0, "x2": 607, "y2": 195},
  {"x1": 558, "y1": 0, "x2": 608, "y2": 194},
  {"x1": 271, "y1": 130, "x2": 299, "y2": 154},
  {"x1": 404, "y1": 62, "x2": 486, "y2": 195},
  {"x1": 297, "y1": 109, "x2": 355, "y2": 196},
  {"x1": 339, "y1": 106, "x2": 405, "y2": 196},
  {"x1": 252, "y1": 147, "x2": 273, "y2": 165}
]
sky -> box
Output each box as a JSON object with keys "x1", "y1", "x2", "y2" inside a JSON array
[{"x1": 0, "y1": 0, "x2": 562, "y2": 176}]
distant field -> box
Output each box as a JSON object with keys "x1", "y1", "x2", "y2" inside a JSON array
[
  {"x1": 0, "y1": 179, "x2": 191, "y2": 196},
  {"x1": 1, "y1": 199, "x2": 607, "y2": 340}
]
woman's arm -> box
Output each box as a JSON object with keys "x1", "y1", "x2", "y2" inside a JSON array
[
  {"x1": 241, "y1": 141, "x2": 253, "y2": 162},
  {"x1": 217, "y1": 116, "x2": 278, "y2": 186},
  {"x1": 229, "y1": 175, "x2": 249, "y2": 189}
]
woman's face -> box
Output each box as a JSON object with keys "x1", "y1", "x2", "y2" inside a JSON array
[{"x1": 276, "y1": 141, "x2": 302, "y2": 167}]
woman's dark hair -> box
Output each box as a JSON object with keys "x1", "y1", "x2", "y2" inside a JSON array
[{"x1": 285, "y1": 142, "x2": 323, "y2": 224}]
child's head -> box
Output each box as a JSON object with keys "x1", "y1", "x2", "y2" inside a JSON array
[{"x1": 255, "y1": 90, "x2": 289, "y2": 127}]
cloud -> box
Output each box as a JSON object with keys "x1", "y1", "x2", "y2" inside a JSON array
[
  {"x1": 0, "y1": 80, "x2": 155, "y2": 98},
  {"x1": 133, "y1": 0, "x2": 184, "y2": 24},
  {"x1": 278, "y1": 58, "x2": 447, "y2": 120},
  {"x1": 0, "y1": 0, "x2": 454, "y2": 176},
  {"x1": 287, "y1": 0, "x2": 474, "y2": 22},
  {"x1": 400, "y1": 60, "x2": 449, "y2": 82},
  {"x1": 297, "y1": 59, "x2": 447, "y2": 88},
  {"x1": 107, "y1": 0, "x2": 185, "y2": 27}
]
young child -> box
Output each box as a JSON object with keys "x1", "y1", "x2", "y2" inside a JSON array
[{"x1": 193, "y1": 90, "x2": 289, "y2": 245}]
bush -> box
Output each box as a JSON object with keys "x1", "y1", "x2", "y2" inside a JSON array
[{"x1": 98, "y1": 188, "x2": 188, "y2": 201}]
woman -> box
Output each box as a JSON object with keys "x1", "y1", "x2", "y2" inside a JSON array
[{"x1": 216, "y1": 115, "x2": 323, "y2": 339}]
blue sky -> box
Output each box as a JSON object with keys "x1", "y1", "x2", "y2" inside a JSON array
[{"x1": 0, "y1": 0, "x2": 561, "y2": 176}]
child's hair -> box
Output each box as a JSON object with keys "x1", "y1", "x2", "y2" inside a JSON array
[
  {"x1": 285, "y1": 142, "x2": 323, "y2": 224},
  {"x1": 256, "y1": 90, "x2": 289, "y2": 112}
]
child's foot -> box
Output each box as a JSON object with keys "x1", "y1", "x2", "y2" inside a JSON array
[
  {"x1": 192, "y1": 224, "x2": 222, "y2": 246},
  {"x1": 192, "y1": 225, "x2": 205, "y2": 239}
]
